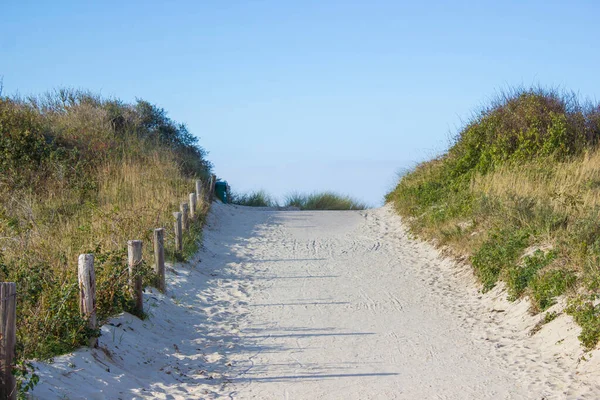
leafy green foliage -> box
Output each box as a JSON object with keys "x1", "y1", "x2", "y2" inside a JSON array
[
  {"x1": 471, "y1": 228, "x2": 530, "y2": 292},
  {"x1": 449, "y1": 89, "x2": 592, "y2": 175},
  {"x1": 14, "y1": 360, "x2": 39, "y2": 400},
  {"x1": 506, "y1": 250, "x2": 556, "y2": 301},
  {"x1": 530, "y1": 269, "x2": 576, "y2": 311},
  {"x1": 133, "y1": 99, "x2": 211, "y2": 175},
  {"x1": 567, "y1": 297, "x2": 600, "y2": 349}
]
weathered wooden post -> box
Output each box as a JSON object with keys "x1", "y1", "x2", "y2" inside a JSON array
[
  {"x1": 173, "y1": 212, "x2": 182, "y2": 252},
  {"x1": 78, "y1": 254, "x2": 97, "y2": 347},
  {"x1": 189, "y1": 193, "x2": 197, "y2": 219},
  {"x1": 210, "y1": 174, "x2": 217, "y2": 200},
  {"x1": 127, "y1": 240, "x2": 143, "y2": 315},
  {"x1": 195, "y1": 179, "x2": 203, "y2": 202},
  {"x1": 180, "y1": 203, "x2": 189, "y2": 231},
  {"x1": 153, "y1": 228, "x2": 166, "y2": 293},
  {"x1": 0, "y1": 282, "x2": 16, "y2": 400}
]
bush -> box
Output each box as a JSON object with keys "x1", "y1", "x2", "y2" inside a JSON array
[
  {"x1": 567, "y1": 297, "x2": 600, "y2": 349},
  {"x1": 471, "y1": 228, "x2": 530, "y2": 292},
  {"x1": 530, "y1": 269, "x2": 576, "y2": 311},
  {"x1": 506, "y1": 250, "x2": 556, "y2": 301},
  {"x1": 449, "y1": 88, "x2": 595, "y2": 175}
]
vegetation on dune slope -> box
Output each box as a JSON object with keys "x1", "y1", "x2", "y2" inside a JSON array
[
  {"x1": 386, "y1": 87, "x2": 600, "y2": 349},
  {"x1": 0, "y1": 89, "x2": 211, "y2": 368}
]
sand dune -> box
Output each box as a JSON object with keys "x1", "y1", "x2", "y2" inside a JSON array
[{"x1": 32, "y1": 203, "x2": 600, "y2": 399}]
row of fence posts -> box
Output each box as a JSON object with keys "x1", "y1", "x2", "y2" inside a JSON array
[{"x1": 0, "y1": 174, "x2": 217, "y2": 399}]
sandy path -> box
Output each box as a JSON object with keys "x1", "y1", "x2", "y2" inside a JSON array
[{"x1": 33, "y1": 203, "x2": 600, "y2": 399}]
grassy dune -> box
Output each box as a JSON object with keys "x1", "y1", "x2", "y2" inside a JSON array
[
  {"x1": 386, "y1": 88, "x2": 600, "y2": 348},
  {"x1": 0, "y1": 89, "x2": 211, "y2": 368}
]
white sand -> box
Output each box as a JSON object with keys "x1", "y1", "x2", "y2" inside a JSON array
[{"x1": 32, "y1": 203, "x2": 600, "y2": 399}]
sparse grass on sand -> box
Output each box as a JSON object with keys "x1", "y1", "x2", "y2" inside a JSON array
[{"x1": 386, "y1": 87, "x2": 600, "y2": 349}]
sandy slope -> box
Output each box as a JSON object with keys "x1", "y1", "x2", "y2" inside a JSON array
[{"x1": 32, "y1": 203, "x2": 600, "y2": 399}]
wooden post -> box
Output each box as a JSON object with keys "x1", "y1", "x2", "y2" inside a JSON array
[
  {"x1": 78, "y1": 254, "x2": 97, "y2": 347},
  {"x1": 127, "y1": 240, "x2": 143, "y2": 315},
  {"x1": 153, "y1": 228, "x2": 165, "y2": 293},
  {"x1": 195, "y1": 179, "x2": 203, "y2": 201},
  {"x1": 210, "y1": 174, "x2": 217, "y2": 200},
  {"x1": 180, "y1": 203, "x2": 189, "y2": 231},
  {"x1": 189, "y1": 193, "x2": 197, "y2": 219},
  {"x1": 0, "y1": 282, "x2": 16, "y2": 400},
  {"x1": 173, "y1": 212, "x2": 182, "y2": 252}
]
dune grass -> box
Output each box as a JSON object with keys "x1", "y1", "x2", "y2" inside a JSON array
[
  {"x1": 230, "y1": 190, "x2": 279, "y2": 207},
  {"x1": 229, "y1": 190, "x2": 368, "y2": 210},
  {"x1": 285, "y1": 191, "x2": 367, "y2": 210},
  {"x1": 0, "y1": 89, "x2": 211, "y2": 371},
  {"x1": 386, "y1": 87, "x2": 600, "y2": 348}
]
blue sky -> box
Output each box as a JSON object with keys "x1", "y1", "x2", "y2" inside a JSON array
[{"x1": 2, "y1": 1, "x2": 599, "y2": 206}]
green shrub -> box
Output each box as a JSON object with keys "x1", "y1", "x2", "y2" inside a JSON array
[
  {"x1": 567, "y1": 297, "x2": 600, "y2": 349},
  {"x1": 449, "y1": 89, "x2": 591, "y2": 175},
  {"x1": 506, "y1": 249, "x2": 556, "y2": 301},
  {"x1": 530, "y1": 269, "x2": 576, "y2": 311},
  {"x1": 471, "y1": 228, "x2": 530, "y2": 292}
]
